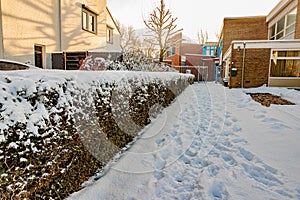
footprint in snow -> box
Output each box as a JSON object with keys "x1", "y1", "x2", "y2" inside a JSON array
[
  {"x1": 221, "y1": 153, "x2": 237, "y2": 166},
  {"x1": 170, "y1": 131, "x2": 177, "y2": 137},
  {"x1": 180, "y1": 155, "x2": 191, "y2": 165},
  {"x1": 155, "y1": 138, "x2": 165, "y2": 146},
  {"x1": 160, "y1": 150, "x2": 170, "y2": 160},
  {"x1": 210, "y1": 182, "x2": 229, "y2": 200},
  {"x1": 225, "y1": 112, "x2": 231, "y2": 118},
  {"x1": 215, "y1": 143, "x2": 231, "y2": 152},
  {"x1": 224, "y1": 120, "x2": 232, "y2": 127},
  {"x1": 271, "y1": 123, "x2": 290, "y2": 130},
  {"x1": 275, "y1": 189, "x2": 294, "y2": 198},
  {"x1": 237, "y1": 146, "x2": 254, "y2": 161},
  {"x1": 208, "y1": 165, "x2": 219, "y2": 177},
  {"x1": 185, "y1": 149, "x2": 197, "y2": 157},
  {"x1": 153, "y1": 171, "x2": 164, "y2": 180},
  {"x1": 154, "y1": 158, "x2": 166, "y2": 170},
  {"x1": 241, "y1": 163, "x2": 283, "y2": 187},
  {"x1": 262, "y1": 117, "x2": 280, "y2": 123},
  {"x1": 232, "y1": 138, "x2": 248, "y2": 144},
  {"x1": 223, "y1": 131, "x2": 231, "y2": 136},
  {"x1": 231, "y1": 118, "x2": 238, "y2": 122},
  {"x1": 232, "y1": 125, "x2": 242, "y2": 132}
]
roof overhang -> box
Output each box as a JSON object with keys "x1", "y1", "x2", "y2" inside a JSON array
[
  {"x1": 231, "y1": 39, "x2": 300, "y2": 49},
  {"x1": 266, "y1": 0, "x2": 297, "y2": 23}
]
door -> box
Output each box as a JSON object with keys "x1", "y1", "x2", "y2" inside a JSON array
[{"x1": 34, "y1": 45, "x2": 44, "y2": 68}]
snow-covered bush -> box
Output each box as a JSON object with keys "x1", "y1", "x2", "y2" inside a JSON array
[
  {"x1": 79, "y1": 52, "x2": 177, "y2": 72},
  {"x1": 0, "y1": 71, "x2": 193, "y2": 199}
]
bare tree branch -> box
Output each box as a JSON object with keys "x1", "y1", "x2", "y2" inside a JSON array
[{"x1": 144, "y1": 0, "x2": 182, "y2": 62}]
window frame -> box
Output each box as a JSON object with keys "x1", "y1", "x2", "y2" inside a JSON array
[
  {"x1": 107, "y1": 26, "x2": 114, "y2": 44},
  {"x1": 34, "y1": 44, "x2": 45, "y2": 69},
  {"x1": 82, "y1": 6, "x2": 97, "y2": 34},
  {"x1": 268, "y1": 7, "x2": 297, "y2": 40},
  {"x1": 270, "y1": 49, "x2": 300, "y2": 78}
]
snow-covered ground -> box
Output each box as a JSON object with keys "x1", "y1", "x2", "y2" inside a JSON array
[{"x1": 68, "y1": 82, "x2": 300, "y2": 200}]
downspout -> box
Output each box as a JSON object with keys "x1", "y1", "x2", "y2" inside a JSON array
[
  {"x1": 0, "y1": 0, "x2": 4, "y2": 58},
  {"x1": 58, "y1": 0, "x2": 62, "y2": 52},
  {"x1": 241, "y1": 42, "x2": 246, "y2": 88},
  {"x1": 58, "y1": 0, "x2": 66, "y2": 70}
]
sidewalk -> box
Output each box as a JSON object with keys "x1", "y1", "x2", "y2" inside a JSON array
[{"x1": 68, "y1": 83, "x2": 300, "y2": 200}]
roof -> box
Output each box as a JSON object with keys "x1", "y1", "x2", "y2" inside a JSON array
[
  {"x1": 266, "y1": 0, "x2": 296, "y2": 22},
  {"x1": 223, "y1": 15, "x2": 266, "y2": 21},
  {"x1": 106, "y1": 7, "x2": 121, "y2": 34},
  {"x1": 231, "y1": 39, "x2": 300, "y2": 49}
]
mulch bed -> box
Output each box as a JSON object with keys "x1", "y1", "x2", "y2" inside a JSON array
[{"x1": 247, "y1": 93, "x2": 295, "y2": 107}]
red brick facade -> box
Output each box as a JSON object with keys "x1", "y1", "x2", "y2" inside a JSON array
[
  {"x1": 220, "y1": 16, "x2": 269, "y2": 88},
  {"x1": 165, "y1": 33, "x2": 212, "y2": 81},
  {"x1": 229, "y1": 48, "x2": 270, "y2": 88},
  {"x1": 221, "y1": 16, "x2": 268, "y2": 56}
]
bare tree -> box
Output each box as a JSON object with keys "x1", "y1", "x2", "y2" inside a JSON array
[
  {"x1": 116, "y1": 21, "x2": 141, "y2": 52},
  {"x1": 197, "y1": 29, "x2": 208, "y2": 45},
  {"x1": 215, "y1": 26, "x2": 222, "y2": 40},
  {"x1": 143, "y1": 0, "x2": 183, "y2": 62}
]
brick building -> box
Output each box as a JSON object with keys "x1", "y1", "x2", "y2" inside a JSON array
[
  {"x1": 218, "y1": 0, "x2": 300, "y2": 88},
  {"x1": 218, "y1": 16, "x2": 269, "y2": 87},
  {"x1": 166, "y1": 33, "x2": 217, "y2": 81}
]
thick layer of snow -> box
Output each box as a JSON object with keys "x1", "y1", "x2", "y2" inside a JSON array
[
  {"x1": 68, "y1": 83, "x2": 300, "y2": 200},
  {"x1": 0, "y1": 70, "x2": 191, "y2": 141}
]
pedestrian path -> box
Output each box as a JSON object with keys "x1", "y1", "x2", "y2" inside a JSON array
[{"x1": 68, "y1": 83, "x2": 300, "y2": 200}]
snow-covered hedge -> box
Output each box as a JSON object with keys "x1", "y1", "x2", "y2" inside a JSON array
[
  {"x1": 0, "y1": 70, "x2": 193, "y2": 199},
  {"x1": 79, "y1": 53, "x2": 177, "y2": 72}
]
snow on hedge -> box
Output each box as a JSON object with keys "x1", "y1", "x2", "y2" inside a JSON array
[{"x1": 0, "y1": 69, "x2": 193, "y2": 199}]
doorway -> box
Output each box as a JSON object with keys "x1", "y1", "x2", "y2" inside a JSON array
[{"x1": 34, "y1": 44, "x2": 45, "y2": 68}]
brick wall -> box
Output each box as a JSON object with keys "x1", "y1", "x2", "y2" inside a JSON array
[
  {"x1": 181, "y1": 43, "x2": 202, "y2": 55},
  {"x1": 166, "y1": 54, "x2": 181, "y2": 66},
  {"x1": 295, "y1": 1, "x2": 300, "y2": 39},
  {"x1": 229, "y1": 48, "x2": 270, "y2": 88},
  {"x1": 222, "y1": 16, "x2": 268, "y2": 56}
]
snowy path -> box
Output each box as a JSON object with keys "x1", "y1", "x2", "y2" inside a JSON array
[{"x1": 68, "y1": 83, "x2": 300, "y2": 200}]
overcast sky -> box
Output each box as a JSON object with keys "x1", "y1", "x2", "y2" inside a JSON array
[{"x1": 107, "y1": 0, "x2": 281, "y2": 41}]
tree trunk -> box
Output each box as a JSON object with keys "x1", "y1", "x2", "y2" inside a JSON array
[{"x1": 159, "y1": 49, "x2": 164, "y2": 62}]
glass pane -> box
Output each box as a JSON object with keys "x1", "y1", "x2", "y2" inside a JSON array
[
  {"x1": 89, "y1": 15, "x2": 95, "y2": 32},
  {"x1": 277, "y1": 51, "x2": 287, "y2": 57},
  {"x1": 271, "y1": 59, "x2": 285, "y2": 77},
  {"x1": 271, "y1": 59, "x2": 300, "y2": 77},
  {"x1": 276, "y1": 31, "x2": 284, "y2": 39},
  {"x1": 82, "y1": 12, "x2": 87, "y2": 29},
  {"x1": 285, "y1": 60, "x2": 294, "y2": 76},
  {"x1": 287, "y1": 8, "x2": 297, "y2": 26},
  {"x1": 277, "y1": 17, "x2": 285, "y2": 33},
  {"x1": 286, "y1": 24, "x2": 295, "y2": 35},
  {"x1": 296, "y1": 60, "x2": 300, "y2": 77},
  {"x1": 277, "y1": 51, "x2": 300, "y2": 57},
  {"x1": 269, "y1": 25, "x2": 276, "y2": 39}
]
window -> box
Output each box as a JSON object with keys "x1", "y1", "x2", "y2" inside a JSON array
[
  {"x1": 167, "y1": 47, "x2": 175, "y2": 57},
  {"x1": 204, "y1": 46, "x2": 217, "y2": 56},
  {"x1": 107, "y1": 26, "x2": 113, "y2": 43},
  {"x1": 82, "y1": 7, "x2": 97, "y2": 33},
  {"x1": 268, "y1": 8, "x2": 297, "y2": 40},
  {"x1": 270, "y1": 50, "x2": 300, "y2": 77}
]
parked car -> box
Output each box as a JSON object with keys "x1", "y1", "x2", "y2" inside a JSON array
[{"x1": 0, "y1": 59, "x2": 41, "y2": 70}]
